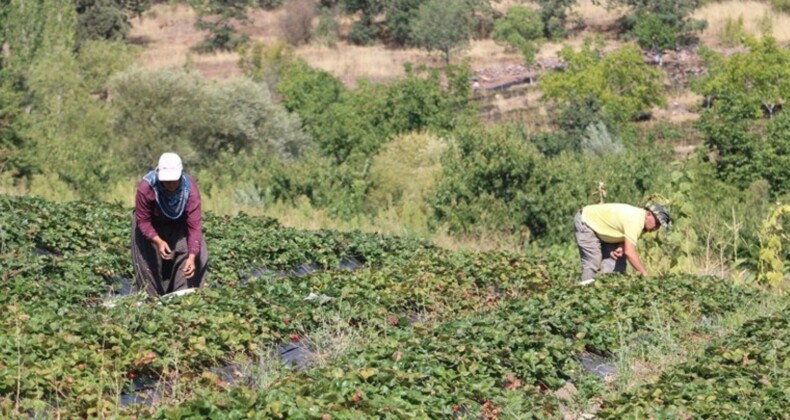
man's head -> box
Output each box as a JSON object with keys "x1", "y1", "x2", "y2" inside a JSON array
[{"x1": 645, "y1": 203, "x2": 672, "y2": 231}]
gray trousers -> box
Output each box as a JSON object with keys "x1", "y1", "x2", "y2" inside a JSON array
[
  {"x1": 574, "y1": 211, "x2": 626, "y2": 281},
  {"x1": 131, "y1": 216, "x2": 208, "y2": 297}
]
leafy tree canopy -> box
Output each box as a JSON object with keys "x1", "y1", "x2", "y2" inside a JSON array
[
  {"x1": 491, "y1": 5, "x2": 544, "y2": 64},
  {"x1": 694, "y1": 35, "x2": 790, "y2": 121},
  {"x1": 410, "y1": 0, "x2": 473, "y2": 64},
  {"x1": 541, "y1": 40, "x2": 665, "y2": 125}
]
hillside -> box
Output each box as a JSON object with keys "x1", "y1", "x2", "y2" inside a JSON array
[{"x1": 128, "y1": 0, "x2": 790, "y2": 126}]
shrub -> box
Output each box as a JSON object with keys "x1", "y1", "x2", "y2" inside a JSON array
[
  {"x1": 694, "y1": 35, "x2": 790, "y2": 190},
  {"x1": 609, "y1": 0, "x2": 706, "y2": 50},
  {"x1": 280, "y1": 0, "x2": 316, "y2": 46},
  {"x1": 190, "y1": 0, "x2": 252, "y2": 53},
  {"x1": 632, "y1": 12, "x2": 677, "y2": 52},
  {"x1": 348, "y1": 17, "x2": 379, "y2": 45},
  {"x1": 313, "y1": 6, "x2": 340, "y2": 46},
  {"x1": 238, "y1": 41, "x2": 297, "y2": 92},
  {"x1": 537, "y1": 0, "x2": 578, "y2": 40},
  {"x1": 719, "y1": 14, "x2": 748, "y2": 47},
  {"x1": 581, "y1": 122, "x2": 623, "y2": 156},
  {"x1": 432, "y1": 123, "x2": 539, "y2": 234},
  {"x1": 110, "y1": 69, "x2": 309, "y2": 170},
  {"x1": 75, "y1": 4, "x2": 130, "y2": 48},
  {"x1": 368, "y1": 131, "x2": 447, "y2": 219},
  {"x1": 528, "y1": 131, "x2": 578, "y2": 157},
  {"x1": 279, "y1": 61, "x2": 471, "y2": 165}
]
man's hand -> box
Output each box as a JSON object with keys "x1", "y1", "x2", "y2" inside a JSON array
[
  {"x1": 610, "y1": 246, "x2": 624, "y2": 260},
  {"x1": 153, "y1": 237, "x2": 173, "y2": 260},
  {"x1": 623, "y1": 240, "x2": 648, "y2": 277},
  {"x1": 183, "y1": 254, "x2": 196, "y2": 279}
]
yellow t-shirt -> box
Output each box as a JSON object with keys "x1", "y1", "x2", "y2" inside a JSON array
[{"x1": 581, "y1": 203, "x2": 646, "y2": 245}]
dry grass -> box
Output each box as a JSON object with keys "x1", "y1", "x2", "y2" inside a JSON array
[
  {"x1": 131, "y1": 3, "x2": 526, "y2": 84},
  {"x1": 695, "y1": 1, "x2": 790, "y2": 46},
  {"x1": 295, "y1": 43, "x2": 433, "y2": 87},
  {"x1": 652, "y1": 91, "x2": 703, "y2": 124},
  {"x1": 571, "y1": 0, "x2": 624, "y2": 31}
]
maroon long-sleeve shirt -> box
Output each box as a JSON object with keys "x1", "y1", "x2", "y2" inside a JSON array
[{"x1": 134, "y1": 177, "x2": 203, "y2": 255}]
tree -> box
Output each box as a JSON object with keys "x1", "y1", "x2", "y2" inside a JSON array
[
  {"x1": 189, "y1": 0, "x2": 254, "y2": 52},
  {"x1": 605, "y1": 0, "x2": 706, "y2": 51},
  {"x1": 384, "y1": 0, "x2": 423, "y2": 46},
  {"x1": 541, "y1": 40, "x2": 665, "y2": 125},
  {"x1": 0, "y1": 0, "x2": 78, "y2": 179},
  {"x1": 694, "y1": 35, "x2": 790, "y2": 192},
  {"x1": 491, "y1": 5, "x2": 544, "y2": 64},
  {"x1": 410, "y1": 0, "x2": 473, "y2": 64},
  {"x1": 342, "y1": 0, "x2": 383, "y2": 45},
  {"x1": 537, "y1": 0, "x2": 578, "y2": 40},
  {"x1": 75, "y1": 0, "x2": 132, "y2": 48},
  {"x1": 695, "y1": 36, "x2": 790, "y2": 121}
]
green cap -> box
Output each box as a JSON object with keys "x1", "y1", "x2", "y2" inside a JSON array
[{"x1": 646, "y1": 203, "x2": 672, "y2": 229}]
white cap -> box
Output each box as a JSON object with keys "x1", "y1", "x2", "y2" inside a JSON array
[{"x1": 157, "y1": 152, "x2": 183, "y2": 181}]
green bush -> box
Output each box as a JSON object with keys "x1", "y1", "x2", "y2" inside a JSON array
[
  {"x1": 556, "y1": 93, "x2": 604, "y2": 138},
  {"x1": 189, "y1": 0, "x2": 253, "y2": 52},
  {"x1": 528, "y1": 131, "x2": 579, "y2": 157},
  {"x1": 632, "y1": 12, "x2": 678, "y2": 51},
  {"x1": 432, "y1": 123, "x2": 539, "y2": 234},
  {"x1": 367, "y1": 131, "x2": 446, "y2": 226},
  {"x1": 279, "y1": 61, "x2": 470, "y2": 165},
  {"x1": 756, "y1": 110, "x2": 790, "y2": 194},
  {"x1": 580, "y1": 122, "x2": 623, "y2": 156},
  {"x1": 541, "y1": 41, "x2": 665, "y2": 125},
  {"x1": 537, "y1": 0, "x2": 578, "y2": 40},
  {"x1": 75, "y1": 4, "x2": 130, "y2": 48},
  {"x1": 491, "y1": 5, "x2": 544, "y2": 64},
  {"x1": 719, "y1": 14, "x2": 748, "y2": 47},
  {"x1": 609, "y1": 0, "x2": 706, "y2": 50},
  {"x1": 110, "y1": 69, "x2": 309, "y2": 171},
  {"x1": 348, "y1": 18, "x2": 379, "y2": 45}
]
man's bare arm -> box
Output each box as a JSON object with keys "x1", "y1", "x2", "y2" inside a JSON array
[{"x1": 623, "y1": 240, "x2": 648, "y2": 276}]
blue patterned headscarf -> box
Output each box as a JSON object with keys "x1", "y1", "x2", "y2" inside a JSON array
[{"x1": 143, "y1": 170, "x2": 191, "y2": 220}]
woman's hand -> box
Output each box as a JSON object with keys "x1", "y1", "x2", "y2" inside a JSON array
[
  {"x1": 153, "y1": 237, "x2": 173, "y2": 260},
  {"x1": 183, "y1": 254, "x2": 196, "y2": 279}
]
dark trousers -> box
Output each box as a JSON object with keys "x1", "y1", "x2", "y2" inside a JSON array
[
  {"x1": 131, "y1": 216, "x2": 208, "y2": 297},
  {"x1": 574, "y1": 211, "x2": 627, "y2": 281}
]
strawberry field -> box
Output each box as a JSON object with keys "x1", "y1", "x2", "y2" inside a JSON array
[{"x1": 1, "y1": 195, "x2": 788, "y2": 418}]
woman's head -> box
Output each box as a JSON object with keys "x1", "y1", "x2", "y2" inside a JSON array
[
  {"x1": 157, "y1": 153, "x2": 182, "y2": 182},
  {"x1": 157, "y1": 153, "x2": 183, "y2": 192}
]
